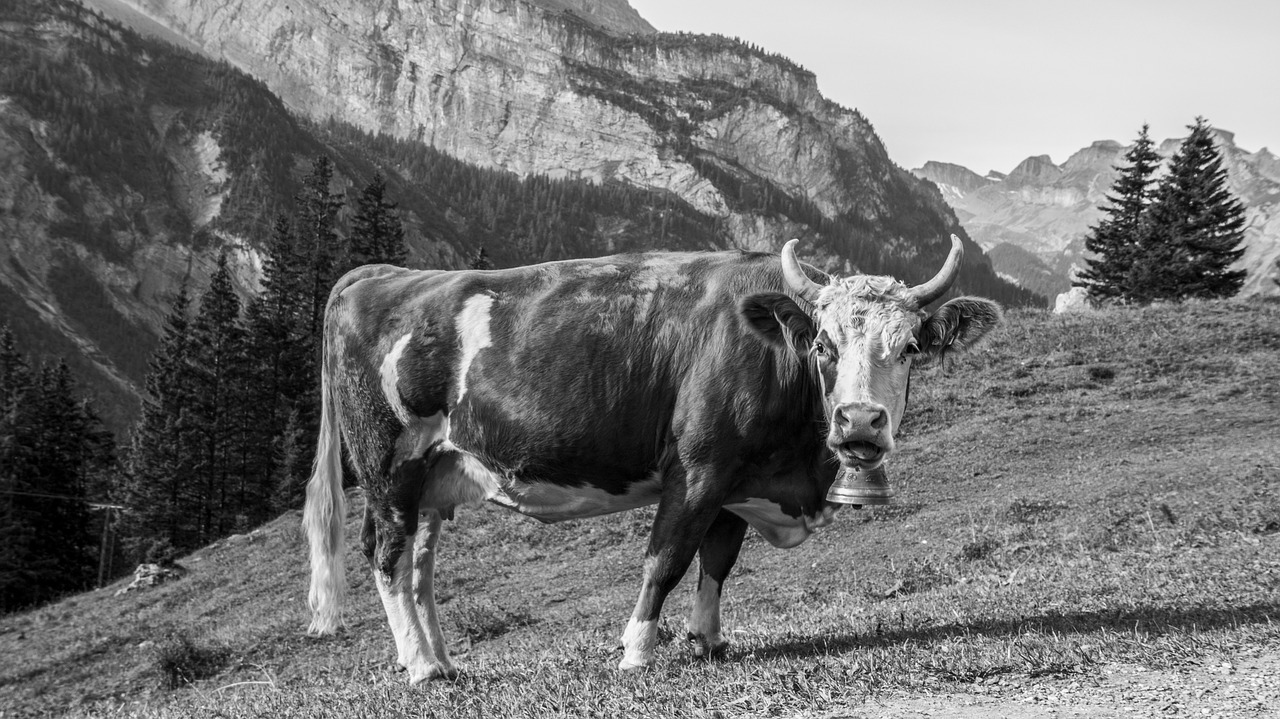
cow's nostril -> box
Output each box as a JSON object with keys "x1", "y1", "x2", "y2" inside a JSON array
[{"x1": 871, "y1": 409, "x2": 888, "y2": 429}]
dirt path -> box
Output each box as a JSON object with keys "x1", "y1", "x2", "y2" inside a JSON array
[{"x1": 838, "y1": 650, "x2": 1280, "y2": 718}]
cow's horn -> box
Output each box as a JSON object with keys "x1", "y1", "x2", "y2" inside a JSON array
[
  {"x1": 909, "y1": 234, "x2": 964, "y2": 308},
  {"x1": 780, "y1": 239, "x2": 822, "y2": 303}
]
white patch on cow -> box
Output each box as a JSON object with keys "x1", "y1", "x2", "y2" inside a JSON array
[
  {"x1": 724, "y1": 498, "x2": 838, "y2": 549},
  {"x1": 619, "y1": 618, "x2": 659, "y2": 669},
  {"x1": 380, "y1": 333, "x2": 414, "y2": 425},
  {"x1": 408, "y1": 418, "x2": 662, "y2": 520},
  {"x1": 455, "y1": 294, "x2": 494, "y2": 402},
  {"x1": 497, "y1": 474, "x2": 663, "y2": 522},
  {"x1": 687, "y1": 575, "x2": 723, "y2": 656}
]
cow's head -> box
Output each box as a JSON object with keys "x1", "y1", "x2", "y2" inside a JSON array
[{"x1": 742, "y1": 236, "x2": 1001, "y2": 471}]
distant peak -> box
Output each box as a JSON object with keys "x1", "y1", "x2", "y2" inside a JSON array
[
  {"x1": 1062, "y1": 141, "x2": 1124, "y2": 172},
  {"x1": 911, "y1": 161, "x2": 992, "y2": 194},
  {"x1": 1006, "y1": 154, "x2": 1062, "y2": 184}
]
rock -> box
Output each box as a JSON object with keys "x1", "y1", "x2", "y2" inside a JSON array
[
  {"x1": 1053, "y1": 286, "x2": 1091, "y2": 313},
  {"x1": 114, "y1": 563, "x2": 188, "y2": 596}
]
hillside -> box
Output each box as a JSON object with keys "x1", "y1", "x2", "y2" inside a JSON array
[
  {"x1": 914, "y1": 130, "x2": 1280, "y2": 301},
  {"x1": 2, "y1": 299, "x2": 1278, "y2": 717}
]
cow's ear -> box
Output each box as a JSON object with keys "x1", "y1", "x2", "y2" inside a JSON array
[
  {"x1": 740, "y1": 293, "x2": 815, "y2": 356},
  {"x1": 917, "y1": 297, "x2": 1002, "y2": 364}
]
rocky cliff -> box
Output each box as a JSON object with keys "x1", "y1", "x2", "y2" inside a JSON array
[
  {"x1": 914, "y1": 132, "x2": 1280, "y2": 300},
  {"x1": 90, "y1": 0, "x2": 1028, "y2": 288}
]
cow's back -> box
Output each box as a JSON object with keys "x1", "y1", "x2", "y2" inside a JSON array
[{"x1": 330, "y1": 251, "x2": 808, "y2": 495}]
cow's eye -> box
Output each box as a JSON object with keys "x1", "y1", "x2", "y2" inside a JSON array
[
  {"x1": 902, "y1": 342, "x2": 921, "y2": 357},
  {"x1": 813, "y1": 341, "x2": 827, "y2": 357}
]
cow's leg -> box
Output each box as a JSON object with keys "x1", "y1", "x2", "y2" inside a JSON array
[
  {"x1": 687, "y1": 509, "x2": 747, "y2": 658},
  {"x1": 409, "y1": 509, "x2": 456, "y2": 677},
  {"x1": 619, "y1": 468, "x2": 727, "y2": 670},
  {"x1": 366, "y1": 502, "x2": 457, "y2": 683}
]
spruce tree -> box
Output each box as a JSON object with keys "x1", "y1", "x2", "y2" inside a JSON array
[
  {"x1": 1074, "y1": 124, "x2": 1161, "y2": 303},
  {"x1": 349, "y1": 172, "x2": 408, "y2": 267},
  {"x1": 123, "y1": 282, "x2": 201, "y2": 555},
  {"x1": 0, "y1": 325, "x2": 39, "y2": 609},
  {"x1": 0, "y1": 333, "x2": 111, "y2": 609},
  {"x1": 469, "y1": 246, "x2": 495, "y2": 270},
  {"x1": 26, "y1": 361, "x2": 98, "y2": 597},
  {"x1": 291, "y1": 157, "x2": 348, "y2": 488},
  {"x1": 242, "y1": 216, "x2": 305, "y2": 516},
  {"x1": 186, "y1": 251, "x2": 248, "y2": 540},
  {"x1": 1134, "y1": 118, "x2": 1247, "y2": 302},
  {"x1": 297, "y1": 156, "x2": 346, "y2": 344}
]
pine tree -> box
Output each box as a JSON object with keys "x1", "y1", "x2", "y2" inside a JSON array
[
  {"x1": 186, "y1": 251, "x2": 248, "y2": 541},
  {"x1": 349, "y1": 172, "x2": 408, "y2": 267},
  {"x1": 26, "y1": 361, "x2": 98, "y2": 598},
  {"x1": 291, "y1": 157, "x2": 348, "y2": 487},
  {"x1": 297, "y1": 156, "x2": 346, "y2": 344},
  {"x1": 0, "y1": 331, "x2": 112, "y2": 609},
  {"x1": 241, "y1": 216, "x2": 305, "y2": 518},
  {"x1": 1133, "y1": 118, "x2": 1247, "y2": 302},
  {"x1": 468, "y1": 246, "x2": 494, "y2": 270},
  {"x1": 122, "y1": 282, "x2": 201, "y2": 555},
  {"x1": 1074, "y1": 124, "x2": 1161, "y2": 303},
  {"x1": 0, "y1": 325, "x2": 39, "y2": 609},
  {"x1": 269, "y1": 409, "x2": 306, "y2": 512}
]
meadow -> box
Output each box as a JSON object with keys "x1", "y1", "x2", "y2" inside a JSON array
[{"x1": 2, "y1": 299, "x2": 1278, "y2": 717}]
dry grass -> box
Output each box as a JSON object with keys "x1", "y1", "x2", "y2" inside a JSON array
[{"x1": 1, "y1": 298, "x2": 1278, "y2": 717}]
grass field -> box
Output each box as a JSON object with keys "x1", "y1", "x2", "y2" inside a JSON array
[{"x1": 2, "y1": 300, "x2": 1278, "y2": 717}]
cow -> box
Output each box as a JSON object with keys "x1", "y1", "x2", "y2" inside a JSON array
[{"x1": 303, "y1": 236, "x2": 1001, "y2": 682}]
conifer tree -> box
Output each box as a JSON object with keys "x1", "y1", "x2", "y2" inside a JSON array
[
  {"x1": 0, "y1": 325, "x2": 39, "y2": 609},
  {"x1": 122, "y1": 282, "x2": 200, "y2": 554},
  {"x1": 1074, "y1": 124, "x2": 1161, "y2": 303},
  {"x1": 186, "y1": 251, "x2": 248, "y2": 540},
  {"x1": 468, "y1": 246, "x2": 494, "y2": 270},
  {"x1": 1133, "y1": 118, "x2": 1247, "y2": 302},
  {"x1": 349, "y1": 172, "x2": 408, "y2": 267},
  {"x1": 269, "y1": 409, "x2": 306, "y2": 512},
  {"x1": 297, "y1": 156, "x2": 346, "y2": 344},
  {"x1": 26, "y1": 361, "x2": 98, "y2": 595},
  {"x1": 241, "y1": 216, "x2": 305, "y2": 513},
  {"x1": 0, "y1": 331, "x2": 111, "y2": 609}
]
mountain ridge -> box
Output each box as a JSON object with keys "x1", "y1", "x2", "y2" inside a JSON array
[{"x1": 914, "y1": 129, "x2": 1280, "y2": 300}]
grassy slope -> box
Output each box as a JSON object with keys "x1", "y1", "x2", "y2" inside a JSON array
[{"x1": 1, "y1": 300, "x2": 1278, "y2": 717}]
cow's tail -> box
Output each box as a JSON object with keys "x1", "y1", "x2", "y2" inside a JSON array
[{"x1": 304, "y1": 331, "x2": 346, "y2": 635}]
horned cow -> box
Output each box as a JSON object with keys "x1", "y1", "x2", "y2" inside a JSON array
[{"x1": 304, "y1": 236, "x2": 1001, "y2": 681}]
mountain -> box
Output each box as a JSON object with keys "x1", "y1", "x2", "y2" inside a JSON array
[
  {"x1": 913, "y1": 132, "x2": 1280, "y2": 301},
  {"x1": 0, "y1": 0, "x2": 1036, "y2": 434}
]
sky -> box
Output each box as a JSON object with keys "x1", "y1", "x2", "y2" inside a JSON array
[{"x1": 627, "y1": 0, "x2": 1280, "y2": 175}]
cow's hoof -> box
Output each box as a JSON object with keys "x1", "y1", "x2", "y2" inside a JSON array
[
  {"x1": 687, "y1": 632, "x2": 728, "y2": 659},
  {"x1": 618, "y1": 654, "x2": 653, "y2": 671},
  {"x1": 407, "y1": 661, "x2": 459, "y2": 684}
]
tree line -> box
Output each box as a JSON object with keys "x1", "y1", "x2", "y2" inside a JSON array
[
  {"x1": 116, "y1": 158, "x2": 414, "y2": 562},
  {"x1": 0, "y1": 330, "x2": 115, "y2": 610},
  {"x1": 0, "y1": 157, "x2": 424, "y2": 611},
  {"x1": 1074, "y1": 118, "x2": 1248, "y2": 304}
]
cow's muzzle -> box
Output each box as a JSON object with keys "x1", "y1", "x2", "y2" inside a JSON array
[{"x1": 829, "y1": 402, "x2": 891, "y2": 469}]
